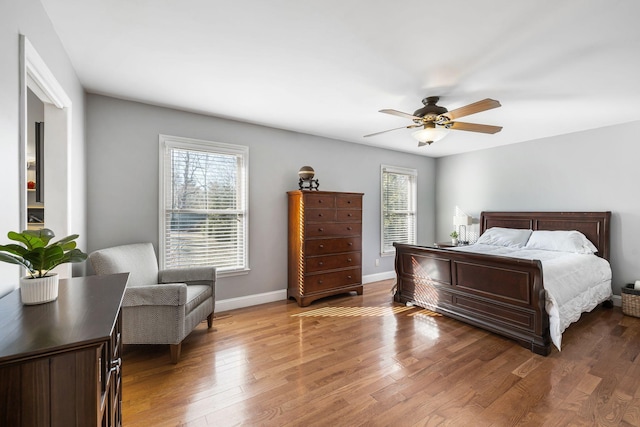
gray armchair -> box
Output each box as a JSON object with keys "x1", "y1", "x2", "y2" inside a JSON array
[{"x1": 88, "y1": 243, "x2": 215, "y2": 363}]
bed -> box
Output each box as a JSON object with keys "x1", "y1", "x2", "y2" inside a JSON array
[{"x1": 393, "y1": 211, "x2": 612, "y2": 355}]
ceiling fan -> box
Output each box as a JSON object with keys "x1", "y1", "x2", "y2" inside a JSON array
[{"x1": 364, "y1": 96, "x2": 502, "y2": 146}]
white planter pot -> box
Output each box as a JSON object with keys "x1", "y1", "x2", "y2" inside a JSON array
[
  {"x1": 451, "y1": 238, "x2": 459, "y2": 246},
  {"x1": 20, "y1": 273, "x2": 59, "y2": 305}
]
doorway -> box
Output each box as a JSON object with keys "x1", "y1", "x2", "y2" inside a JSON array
[{"x1": 20, "y1": 36, "x2": 72, "y2": 279}]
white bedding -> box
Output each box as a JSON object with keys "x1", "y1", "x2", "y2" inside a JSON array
[{"x1": 449, "y1": 244, "x2": 612, "y2": 351}]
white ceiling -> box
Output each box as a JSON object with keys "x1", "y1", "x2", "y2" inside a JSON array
[{"x1": 40, "y1": 0, "x2": 640, "y2": 157}]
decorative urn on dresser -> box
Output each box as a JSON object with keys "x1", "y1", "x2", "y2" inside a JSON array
[{"x1": 287, "y1": 190, "x2": 364, "y2": 306}]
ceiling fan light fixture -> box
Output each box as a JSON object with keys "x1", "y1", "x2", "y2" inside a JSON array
[
  {"x1": 368, "y1": 97, "x2": 501, "y2": 144},
  {"x1": 412, "y1": 123, "x2": 450, "y2": 145}
]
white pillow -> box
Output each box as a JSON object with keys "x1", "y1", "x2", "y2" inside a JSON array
[
  {"x1": 525, "y1": 230, "x2": 598, "y2": 254},
  {"x1": 476, "y1": 227, "x2": 533, "y2": 248}
]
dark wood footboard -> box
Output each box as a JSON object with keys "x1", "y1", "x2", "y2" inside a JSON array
[{"x1": 394, "y1": 243, "x2": 551, "y2": 355}]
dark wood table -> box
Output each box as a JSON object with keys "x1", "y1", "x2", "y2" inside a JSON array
[{"x1": 0, "y1": 273, "x2": 128, "y2": 426}]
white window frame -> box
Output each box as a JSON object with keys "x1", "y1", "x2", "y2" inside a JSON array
[
  {"x1": 159, "y1": 134, "x2": 249, "y2": 276},
  {"x1": 380, "y1": 164, "x2": 417, "y2": 256}
]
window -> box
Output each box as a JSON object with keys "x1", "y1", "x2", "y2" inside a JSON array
[
  {"x1": 159, "y1": 135, "x2": 249, "y2": 275},
  {"x1": 380, "y1": 165, "x2": 417, "y2": 255}
]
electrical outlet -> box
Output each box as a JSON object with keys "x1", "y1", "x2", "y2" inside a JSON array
[{"x1": 375, "y1": 258, "x2": 380, "y2": 267}]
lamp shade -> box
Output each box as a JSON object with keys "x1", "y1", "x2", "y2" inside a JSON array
[
  {"x1": 412, "y1": 123, "x2": 449, "y2": 144},
  {"x1": 453, "y1": 215, "x2": 473, "y2": 226}
]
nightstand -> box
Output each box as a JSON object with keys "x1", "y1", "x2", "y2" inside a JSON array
[{"x1": 434, "y1": 242, "x2": 456, "y2": 248}]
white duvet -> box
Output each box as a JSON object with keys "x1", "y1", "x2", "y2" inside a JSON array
[{"x1": 449, "y1": 244, "x2": 612, "y2": 351}]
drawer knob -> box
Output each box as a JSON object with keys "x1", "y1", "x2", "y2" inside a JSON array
[
  {"x1": 347, "y1": 227, "x2": 352, "y2": 231},
  {"x1": 318, "y1": 261, "x2": 324, "y2": 266},
  {"x1": 319, "y1": 228, "x2": 324, "y2": 232},
  {"x1": 318, "y1": 280, "x2": 323, "y2": 284},
  {"x1": 318, "y1": 213, "x2": 323, "y2": 217},
  {"x1": 347, "y1": 275, "x2": 352, "y2": 279},
  {"x1": 347, "y1": 200, "x2": 352, "y2": 204},
  {"x1": 319, "y1": 200, "x2": 323, "y2": 203},
  {"x1": 347, "y1": 258, "x2": 352, "y2": 262},
  {"x1": 347, "y1": 213, "x2": 352, "y2": 217},
  {"x1": 348, "y1": 242, "x2": 353, "y2": 246},
  {"x1": 319, "y1": 244, "x2": 324, "y2": 248}
]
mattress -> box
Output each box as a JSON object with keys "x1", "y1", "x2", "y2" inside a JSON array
[{"x1": 449, "y1": 244, "x2": 612, "y2": 350}]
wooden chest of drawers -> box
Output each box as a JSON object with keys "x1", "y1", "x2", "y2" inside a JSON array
[{"x1": 287, "y1": 190, "x2": 364, "y2": 306}]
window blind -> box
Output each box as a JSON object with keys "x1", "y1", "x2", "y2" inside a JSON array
[
  {"x1": 159, "y1": 135, "x2": 248, "y2": 273},
  {"x1": 381, "y1": 165, "x2": 417, "y2": 255}
]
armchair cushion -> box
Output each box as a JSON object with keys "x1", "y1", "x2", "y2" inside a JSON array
[
  {"x1": 185, "y1": 285, "x2": 213, "y2": 315},
  {"x1": 123, "y1": 283, "x2": 187, "y2": 307}
]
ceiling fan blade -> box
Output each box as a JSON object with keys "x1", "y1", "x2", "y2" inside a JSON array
[
  {"x1": 440, "y1": 98, "x2": 501, "y2": 121},
  {"x1": 449, "y1": 121, "x2": 503, "y2": 134},
  {"x1": 363, "y1": 124, "x2": 421, "y2": 138},
  {"x1": 379, "y1": 109, "x2": 422, "y2": 121}
]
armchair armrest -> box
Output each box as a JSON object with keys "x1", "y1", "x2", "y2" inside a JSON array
[
  {"x1": 123, "y1": 283, "x2": 188, "y2": 307},
  {"x1": 159, "y1": 267, "x2": 216, "y2": 287}
]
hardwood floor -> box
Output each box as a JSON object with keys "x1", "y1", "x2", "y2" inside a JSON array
[{"x1": 122, "y1": 280, "x2": 640, "y2": 426}]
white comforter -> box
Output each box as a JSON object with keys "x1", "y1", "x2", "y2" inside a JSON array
[{"x1": 449, "y1": 244, "x2": 612, "y2": 351}]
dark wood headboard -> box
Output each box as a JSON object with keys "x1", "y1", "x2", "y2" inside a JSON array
[{"x1": 480, "y1": 211, "x2": 611, "y2": 261}]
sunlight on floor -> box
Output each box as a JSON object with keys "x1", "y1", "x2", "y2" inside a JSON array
[
  {"x1": 291, "y1": 306, "x2": 416, "y2": 317},
  {"x1": 408, "y1": 308, "x2": 442, "y2": 318}
]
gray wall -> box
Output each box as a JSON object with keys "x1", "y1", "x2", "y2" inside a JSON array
[
  {"x1": 86, "y1": 94, "x2": 436, "y2": 300},
  {"x1": 435, "y1": 120, "x2": 640, "y2": 294},
  {"x1": 0, "y1": 0, "x2": 86, "y2": 297}
]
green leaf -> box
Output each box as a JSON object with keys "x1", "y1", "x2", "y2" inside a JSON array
[
  {"x1": 23, "y1": 247, "x2": 45, "y2": 274},
  {"x1": 53, "y1": 234, "x2": 79, "y2": 246},
  {"x1": 43, "y1": 246, "x2": 65, "y2": 271},
  {"x1": 8, "y1": 231, "x2": 45, "y2": 250},
  {"x1": 23, "y1": 228, "x2": 55, "y2": 245},
  {"x1": 0, "y1": 252, "x2": 34, "y2": 273},
  {"x1": 58, "y1": 241, "x2": 77, "y2": 252},
  {"x1": 0, "y1": 244, "x2": 29, "y2": 257},
  {"x1": 60, "y1": 248, "x2": 88, "y2": 265}
]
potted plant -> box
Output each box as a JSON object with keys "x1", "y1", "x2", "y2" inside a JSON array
[
  {"x1": 450, "y1": 230, "x2": 459, "y2": 246},
  {"x1": 0, "y1": 228, "x2": 87, "y2": 304}
]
